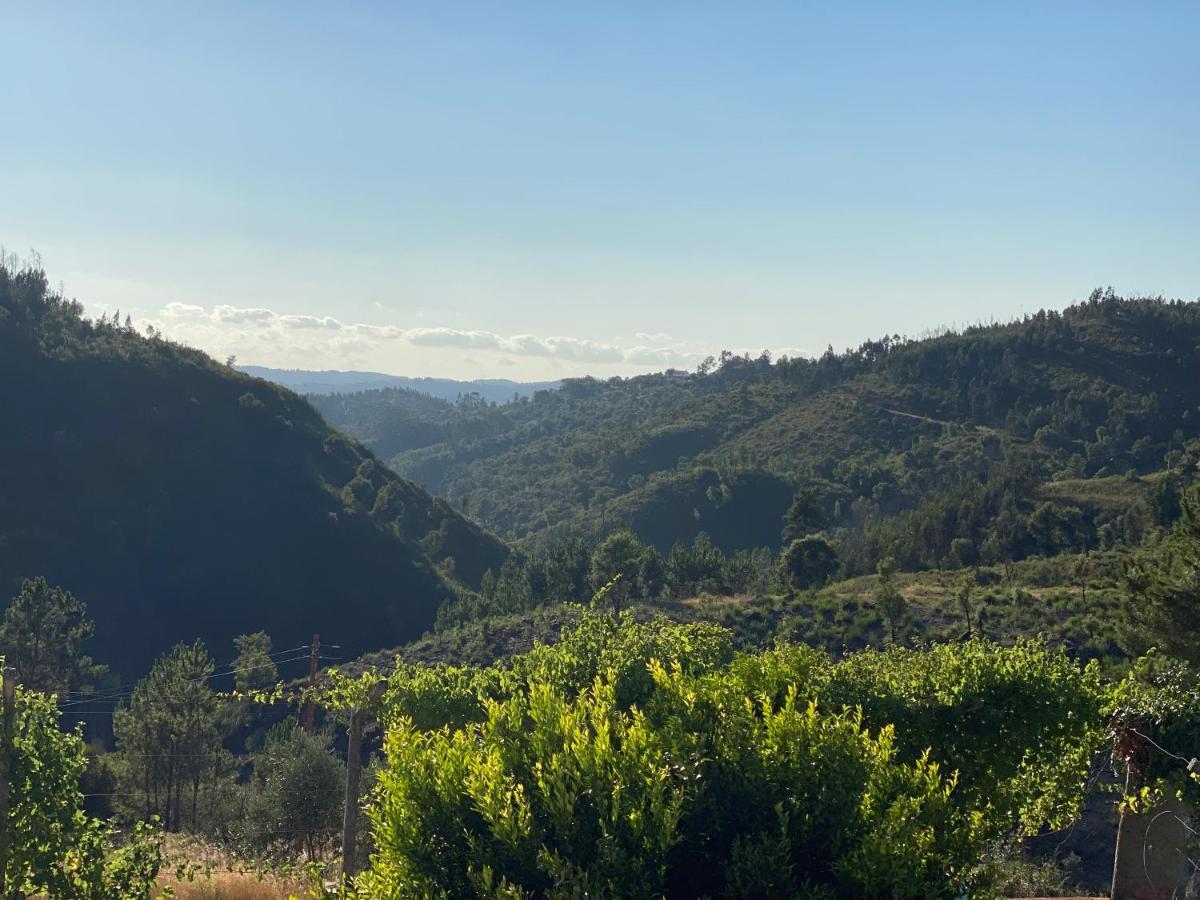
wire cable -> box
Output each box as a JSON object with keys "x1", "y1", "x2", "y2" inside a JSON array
[
  {"x1": 1131, "y1": 728, "x2": 1194, "y2": 766},
  {"x1": 57, "y1": 650, "x2": 317, "y2": 709}
]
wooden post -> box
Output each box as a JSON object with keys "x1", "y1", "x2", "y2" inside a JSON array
[
  {"x1": 303, "y1": 633, "x2": 320, "y2": 734},
  {"x1": 0, "y1": 667, "x2": 15, "y2": 894},
  {"x1": 342, "y1": 680, "x2": 384, "y2": 885},
  {"x1": 341, "y1": 706, "x2": 364, "y2": 881}
]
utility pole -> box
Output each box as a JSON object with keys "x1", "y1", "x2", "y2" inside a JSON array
[
  {"x1": 341, "y1": 680, "x2": 385, "y2": 884},
  {"x1": 303, "y1": 633, "x2": 320, "y2": 734},
  {"x1": 0, "y1": 667, "x2": 15, "y2": 894}
]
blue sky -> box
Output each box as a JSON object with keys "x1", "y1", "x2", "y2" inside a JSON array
[{"x1": 2, "y1": 2, "x2": 1197, "y2": 378}]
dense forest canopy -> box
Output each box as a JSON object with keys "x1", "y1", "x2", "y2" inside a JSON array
[
  {"x1": 0, "y1": 262, "x2": 508, "y2": 679},
  {"x1": 314, "y1": 291, "x2": 1200, "y2": 577}
]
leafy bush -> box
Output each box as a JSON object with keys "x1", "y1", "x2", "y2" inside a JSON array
[
  {"x1": 354, "y1": 615, "x2": 1104, "y2": 897},
  {"x1": 360, "y1": 670, "x2": 968, "y2": 898},
  {"x1": 242, "y1": 723, "x2": 345, "y2": 861},
  {"x1": 5, "y1": 678, "x2": 161, "y2": 897}
]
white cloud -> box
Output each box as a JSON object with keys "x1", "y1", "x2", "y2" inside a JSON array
[
  {"x1": 212, "y1": 305, "x2": 277, "y2": 325},
  {"x1": 405, "y1": 327, "x2": 503, "y2": 350},
  {"x1": 634, "y1": 331, "x2": 677, "y2": 344},
  {"x1": 134, "y1": 300, "x2": 812, "y2": 377},
  {"x1": 139, "y1": 300, "x2": 702, "y2": 371},
  {"x1": 162, "y1": 302, "x2": 206, "y2": 318}
]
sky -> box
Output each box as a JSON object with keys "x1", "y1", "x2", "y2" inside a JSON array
[{"x1": 1, "y1": 2, "x2": 1197, "y2": 379}]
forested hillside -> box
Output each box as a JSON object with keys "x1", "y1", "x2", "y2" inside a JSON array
[
  {"x1": 316, "y1": 291, "x2": 1200, "y2": 576},
  {"x1": 0, "y1": 264, "x2": 508, "y2": 679}
]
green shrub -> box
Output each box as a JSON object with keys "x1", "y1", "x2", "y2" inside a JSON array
[
  {"x1": 242, "y1": 723, "x2": 345, "y2": 861},
  {"x1": 354, "y1": 617, "x2": 1104, "y2": 897},
  {"x1": 5, "y1": 678, "x2": 161, "y2": 897},
  {"x1": 361, "y1": 670, "x2": 970, "y2": 898}
]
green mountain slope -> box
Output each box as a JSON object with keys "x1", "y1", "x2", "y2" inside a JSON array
[
  {"x1": 0, "y1": 264, "x2": 508, "y2": 679},
  {"x1": 315, "y1": 291, "x2": 1200, "y2": 572}
]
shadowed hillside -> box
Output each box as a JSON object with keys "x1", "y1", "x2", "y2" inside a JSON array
[{"x1": 0, "y1": 264, "x2": 508, "y2": 678}]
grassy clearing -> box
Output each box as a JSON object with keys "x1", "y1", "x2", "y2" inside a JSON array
[{"x1": 1039, "y1": 472, "x2": 1158, "y2": 513}]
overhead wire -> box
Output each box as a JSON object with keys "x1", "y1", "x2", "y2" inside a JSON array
[
  {"x1": 56, "y1": 647, "x2": 342, "y2": 710},
  {"x1": 1130, "y1": 728, "x2": 1195, "y2": 766}
]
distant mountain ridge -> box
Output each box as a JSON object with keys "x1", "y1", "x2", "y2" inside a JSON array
[
  {"x1": 0, "y1": 265, "x2": 509, "y2": 679},
  {"x1": 239, "y1": 366, "x2": 561, "y2": 404}
]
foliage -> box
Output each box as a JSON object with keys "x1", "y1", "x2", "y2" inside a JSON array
[
  {"x1": 352, "y1": 615, "x2": 1104, "y2": 897},
  {"x1": 0, "y1": 575, "x2": 108, "y2": 693},
  {"x1": 112, "y1": 641, "x2": 227, "y2": 831},
  {"x1": 315, "y1": 292, "x2": 1200, "y2": 578},
  {"x1": 1107, "y1": 652, "x2": 1200, "y2": 803},
  {"x1": 243, "y1": 723, "x2": 345, "y2": 862},
  {"x1": 780, "y1": 534, "x2": 839, "y2": 589},
  {"x1": 232, "y1": 631, "x2": 279, "y2": 694},
  {"x1": 781, "y1": 485, "x2": 825, "y2": 543},
  {"x1": 812, "y1": 640, "x2": 1106, "y2": 836},
  {"x1": 873, "y1": 557, "x2": 909, "y2": 644},
  {"x1": 589, "y1": 530, "x2": 643, "y2": 613},
  {"x1": 359, "y1": 672, "x2": 968, "y2": 898},
  {"x1": 1, "y1": 670, "x2": 161, "y2": 897},
  {"x1": 435, "y1": 539, "x2": 591, "y2": 629},
  {"x1": 1121, "y1": 483, "x2": 1200, "y2": 661}
]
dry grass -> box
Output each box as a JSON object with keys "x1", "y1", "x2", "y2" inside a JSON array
[
  {"x1": 152, "y1": 834, "x2": 313, "y2": 899},
  {"x1": 154, "y1": 871, "x2": 308, "y2": 899}
]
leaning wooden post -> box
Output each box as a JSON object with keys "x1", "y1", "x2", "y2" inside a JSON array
[
  {"x1": 0, "y1": 667, "x2": 15, "y2": 894},
  {"x1": 341, "y1": 679, "x2": 385, "y2": 884},
  {"x1": 340, "y1": 705, "x2": 364, "y2": 881}
]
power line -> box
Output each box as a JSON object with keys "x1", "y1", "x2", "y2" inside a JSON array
[{"x1": 57, "y1": 650, "x2": 323, "y2": 709}]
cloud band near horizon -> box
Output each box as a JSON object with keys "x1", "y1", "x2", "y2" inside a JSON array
[{"x1": 155, "y1": 301, "x2": 722, "y2": 367}]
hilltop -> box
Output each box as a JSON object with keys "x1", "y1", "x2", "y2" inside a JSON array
[
  {"x1": 0, "y1": 265, "x2": 509, "y2": 679},
  {"x1": 316, "y1": 291, "x2": 1200, "y2": 576}
]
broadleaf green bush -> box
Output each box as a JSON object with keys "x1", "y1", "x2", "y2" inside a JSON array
[{"x1": 354, "y1": 612, "x2": 1104, "y2": 898}]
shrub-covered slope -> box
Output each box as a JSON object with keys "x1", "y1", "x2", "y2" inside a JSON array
[{"x1": 0, "y1": 264, "x2": 508, "y2": 678}]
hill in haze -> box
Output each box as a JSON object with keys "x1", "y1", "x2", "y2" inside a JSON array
[
  {"x1": 317, "y1": 290, "x2": 1200, "y2": 575},
  {"x1": 239, "y1": 366, "x2": 560, "y2": 404},
  {"x1": 0, "y1": 264, "x2": 509, "y2": 679}
]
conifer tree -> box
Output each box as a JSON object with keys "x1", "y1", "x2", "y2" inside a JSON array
[
  {"x1": 1122, "y1": 485, "x2": 1200, "y2": 660},
  {"x1": 0, "y1": 577, "x2": 107, "y2": 694}
]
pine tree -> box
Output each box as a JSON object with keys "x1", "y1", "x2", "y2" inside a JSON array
[
  {"x1": 1122, "y1": 485, "x2": 1200, "y2": 660},
  {"x1": 232, "y1": 631, "x2": 278, "y2": 694},
  {"x1": 874, "y1": 557, "x2": 908, "y2": 645},
  {"x1": 0, "y1": 577, "x2": 107, "y2": 694},
  {"x1": 112, "y1": 641, "x2": 225, "y2": 831}
]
